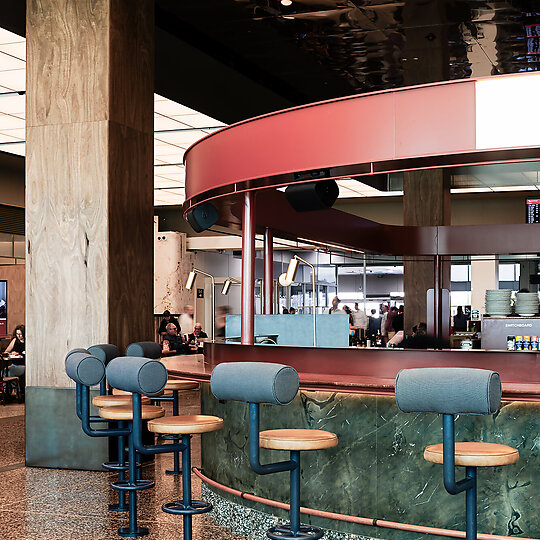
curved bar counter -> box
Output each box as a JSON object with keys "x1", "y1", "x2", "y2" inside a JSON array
[
  {"x1": 178, "y1": 73, "x2": 540, "y2": 539},
  {"x1": 163, "y1": 346, "x2": 540, "y2": 539}
]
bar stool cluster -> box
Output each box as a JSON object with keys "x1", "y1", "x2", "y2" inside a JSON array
[{"x1": 64, "y1": 343, "x2": 518, "y2": 540}]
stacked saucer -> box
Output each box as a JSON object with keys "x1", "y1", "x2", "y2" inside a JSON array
[
  {"x1": 515, "y1": 292, "x2": 539, "y2": 317},
  {"x1": 485, "y1": 289, "x2": 512, "y2": 317}
]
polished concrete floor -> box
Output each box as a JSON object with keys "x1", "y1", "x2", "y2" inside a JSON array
[{"x1": 0, "y1": 392, "x2": 248, "y2": 539}]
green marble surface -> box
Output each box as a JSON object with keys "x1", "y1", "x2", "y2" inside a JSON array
[{"x1": 201, "y1": 384, "x2": 539, "y2": 539}]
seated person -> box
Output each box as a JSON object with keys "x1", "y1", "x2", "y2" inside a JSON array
[
  {"x1": 4, "y1": 324, "x2": 25, "y2": 378},
  {"x1": 187, "y1": 322, "x2": 208, "y2": 350},
  {"x1": 158, "y1": 310, "x2": 180, "y2": 338},
  {"x1": 399, "y1": 322, "x2": 450, "y2": 349},
  {"x1": 162, "y1": 323, "x2": 188, "y2": 354}
]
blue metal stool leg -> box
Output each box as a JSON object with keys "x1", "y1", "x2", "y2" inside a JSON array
[
  {"x1": 113, "y1": 424, "x2": 154, "y2": 537},
  {"x1": 162, "y1": 434, "x2": 212, "y2": 539},
  {"x1": 108, "y1": 421, "x2": 128, "y2": 512},
  {"x1": 266, "y1": 451, "x2": 323, "y2": 540},
  {"x1": 466, "y1": 467, "x2": 477, "y2": 540},
  {"x1": 166, "y1": 390, "x2": 182, "y2": 475}
]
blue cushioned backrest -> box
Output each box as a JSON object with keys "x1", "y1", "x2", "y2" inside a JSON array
[
  {"x1": 125, "y1": 341, "x2": 162, "y2": 359},
  {"x1": 65, "y1": 348, "x2": 90, "y2": 361},
  {"x1": 88, "y1": 344, "x2": 121, "y2": 365},
  {"x1": 106, "y1": 356, "x2": 167, "y2": 395},
  {"x1": 395, "y1": 368, "x2": 501, "y2": 415},
  {"x1": 211, "y1": 362, "x2": 299, "y2": 405},
  {"x1": 65, "y1": 351, "x2": 105, "y2": 387}
]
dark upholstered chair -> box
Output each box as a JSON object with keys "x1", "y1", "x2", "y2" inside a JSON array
[
  {"x1": 395, "y1": 368, "x2": 519, "y2": 540},
  {"x1": 211, "y1": 362, "x2": 338, "y2": 540},
  {"x1": 106, "y1": 356, "x2": 222, "y2": 540}
]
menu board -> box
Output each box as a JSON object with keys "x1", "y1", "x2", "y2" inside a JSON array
[
  {"x1": 526, "y1": 198, "x2": 540, "y2": 223},
  {"x1": 0, "y1": 280, "x2": 6, "y2": 335}
]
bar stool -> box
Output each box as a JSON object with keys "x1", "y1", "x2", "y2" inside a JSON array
[
  {"x1": 126, "y1": 341, "x2": 199, "y2": 474},
  {"x1": 106, "y1": 356, "x2": 223, "y2": 540},
  {"x1": 211, "y1": 362, "x2": 338, "y2": 540},
  {"x1": 87, "y1": 343, "x2": 143, "y2": 513},
  {"x1": 395, "y1": 367, "x2": 519, "y2": 540}
]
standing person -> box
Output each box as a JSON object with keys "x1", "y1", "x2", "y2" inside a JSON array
[
  {"x1": 289, "y1": 307, "x2": 296, "y2": 315},
  {"x1": 179, "y1": 304, "x2": 195, "y2": 335},
  {"x1": 4, "y1": 324, "x2": 25, "y2": 377},
  {"x1": 368, "y1": 309, "x2": 380, "y2": 338},
  {"x1": 351, "y1": 302, "x2": 368, "y2": 336},
  {"x1": 453, "y1": 306, "x2": 469, "y2": 332},
  {"x1": 380, "y1": 304, "x2": 389, "y2": 343},
  {"x1": 385, "y1": 306, "x2": 398, "y2": 340},
  {"x1": 158, "y1": 310, "x2": 180, "y2": 338},
  {"x1": 393, "y1": 305, "x2": 404, "y2": 333},
  {"x1": 329, "y1": 296, "x2": 343, "y2": 314}
]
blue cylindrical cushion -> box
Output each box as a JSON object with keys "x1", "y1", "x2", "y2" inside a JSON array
[
  {"x1": 395, "y1": 368, "x2": 501, "y2": 415},
  {"x1": 65, "y1": 348, "x2": 90, "y2": 361},
  {"x1": 65, "y1": 352, "x2": 105, "y2": 387},
  {"x1": 211, "y1": 362, "x2": 299, "y2": 405},
  {"x1": 106, "y1": 356, "x2": 167, "y2": 395},
  {"x1": 88, "y1": 344, "x2": 121, "y2": 365},
  {"x1": 125, "y1": 341, "x2": 162, "y2": 359}
]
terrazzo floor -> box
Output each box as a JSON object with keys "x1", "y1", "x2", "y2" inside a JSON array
[{"x1": 0, "y1": 391, "x2": 249, "y2": 540}]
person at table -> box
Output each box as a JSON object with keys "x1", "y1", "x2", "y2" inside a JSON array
[
  {"x1": 158, "y1": 310, "x2": 180, "y2": 338},
  {"x1": 162, "y1": 323, "x2": 188, "y2": 354},
  {"x1": 187, "y1": 322, "x2": 208, "y2": 349},
  {"x1": 4, "y1": 324, "x2": 25, "y2": 377}
]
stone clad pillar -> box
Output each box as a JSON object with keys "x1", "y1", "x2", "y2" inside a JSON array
[
  {"x1": 26, "y1": 0, "x2": 154, "y2": 468},
  {"x1": 403, "y1": 169, "x2": 450, "y2": 334}
]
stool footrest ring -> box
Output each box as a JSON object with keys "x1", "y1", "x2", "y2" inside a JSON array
[
  {"x1": 108, "y1": 502, "x2": 129, "y2": 512},
  {"x1": 267, "y1": 524, "x2": 324, "y2": 539},
  {"x1": 162, "y1": 500, "x2": 212, "y2": 515},
  {"x1": 117, "y1": 526, "x2": 149, "y2": 537},
  {"x1": 111, "y1": 479, "x2": 154, "y2": 491},
  {"x1": 102, "y1": 461, "x2": 133, "y2": 471}
]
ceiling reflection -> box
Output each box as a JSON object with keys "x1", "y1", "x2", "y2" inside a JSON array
[{"x1": 232, "y1": 0, "x2": 540, "y2": 94}]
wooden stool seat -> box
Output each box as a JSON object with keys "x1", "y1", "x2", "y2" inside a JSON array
[
  {"x1": 112, "y1": 388, "x2": 164, "y2": 397},
  {"x1": 259, "y1": 429, "x2": 338, "y2": 451},
  {"x1": 164, "y1": 380, "x2": 199, "y2": 391},
  {"x1": 98, "y1": 405, "x2": 165, "y2": 421},
  {"x1": 148, "y1": 415, "x2": 223, "y2": 435},
  {"x1": 93, "y1": 394, "x2": 150, "y2": 407},
  {"x1": 424, "y1": 442, "x2": 519, "y2": 467}
]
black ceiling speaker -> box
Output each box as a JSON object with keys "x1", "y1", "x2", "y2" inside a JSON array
[
  {"x1": 284, "y1": 179, "x2": 339, "y2": 212},
  {"x1": 185, "y1": 202, "x2": 219, "y2": 233}
]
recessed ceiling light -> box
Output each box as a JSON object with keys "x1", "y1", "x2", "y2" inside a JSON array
[{"x1": 281, "y1": 0, "x2": 293, "y2": 6}]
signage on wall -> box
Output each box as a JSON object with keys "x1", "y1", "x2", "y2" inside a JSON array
[
  {"x1": 526, "y1": 198, "x2": 540, "y2": 223},
  {"x1": 0, "y1": 280, "x2": 6, "y2": 336},
  {"x1": 197, "y1": 288, "x2": 204, "y2": 299}
]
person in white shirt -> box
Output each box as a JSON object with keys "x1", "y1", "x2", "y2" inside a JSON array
[
  {"x1": 179, "y1": 304, "x2": 194, "y2": 335},
  {"x1": 351, "y1": 302, "x2": 368, "y2": 332}
]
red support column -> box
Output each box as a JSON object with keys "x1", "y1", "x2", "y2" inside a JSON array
[
  {"x1": 263, "y1": 228, "x2": 273, "y2": 314},
  {"x1": 241, "y1": 192, "x2": 256, "y2": 344}
]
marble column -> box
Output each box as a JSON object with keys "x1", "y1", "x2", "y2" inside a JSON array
[
  {"x1": 25, "y1": 0, "x2": 154, "y2": 468},
  {"x1": 403, "y1": 169, "x2": 450, "y2": 334}
]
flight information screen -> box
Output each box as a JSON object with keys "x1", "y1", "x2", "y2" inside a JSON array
[{"x1": 526, "y1": 198, "x2": 540, "y2": 223}]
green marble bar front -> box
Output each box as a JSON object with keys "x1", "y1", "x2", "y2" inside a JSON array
[{"x1": 201, "y1": 384, "x2": 539, "y2": 539}]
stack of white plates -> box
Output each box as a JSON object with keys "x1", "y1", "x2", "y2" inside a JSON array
[
  {"x1": 515, "y1": 292, "x2": 539, "y2": 317},
  {"x1": 485, "y1": 289, "x2": 512, "y2": 316}
]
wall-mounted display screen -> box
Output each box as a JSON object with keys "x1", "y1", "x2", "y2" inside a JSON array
[
  {"x1": 0, "y1": 280, "x2": 6, "y2": 335},
  {"x1": 526, "y1": 198, "x2": 540, "y2": 223}
]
